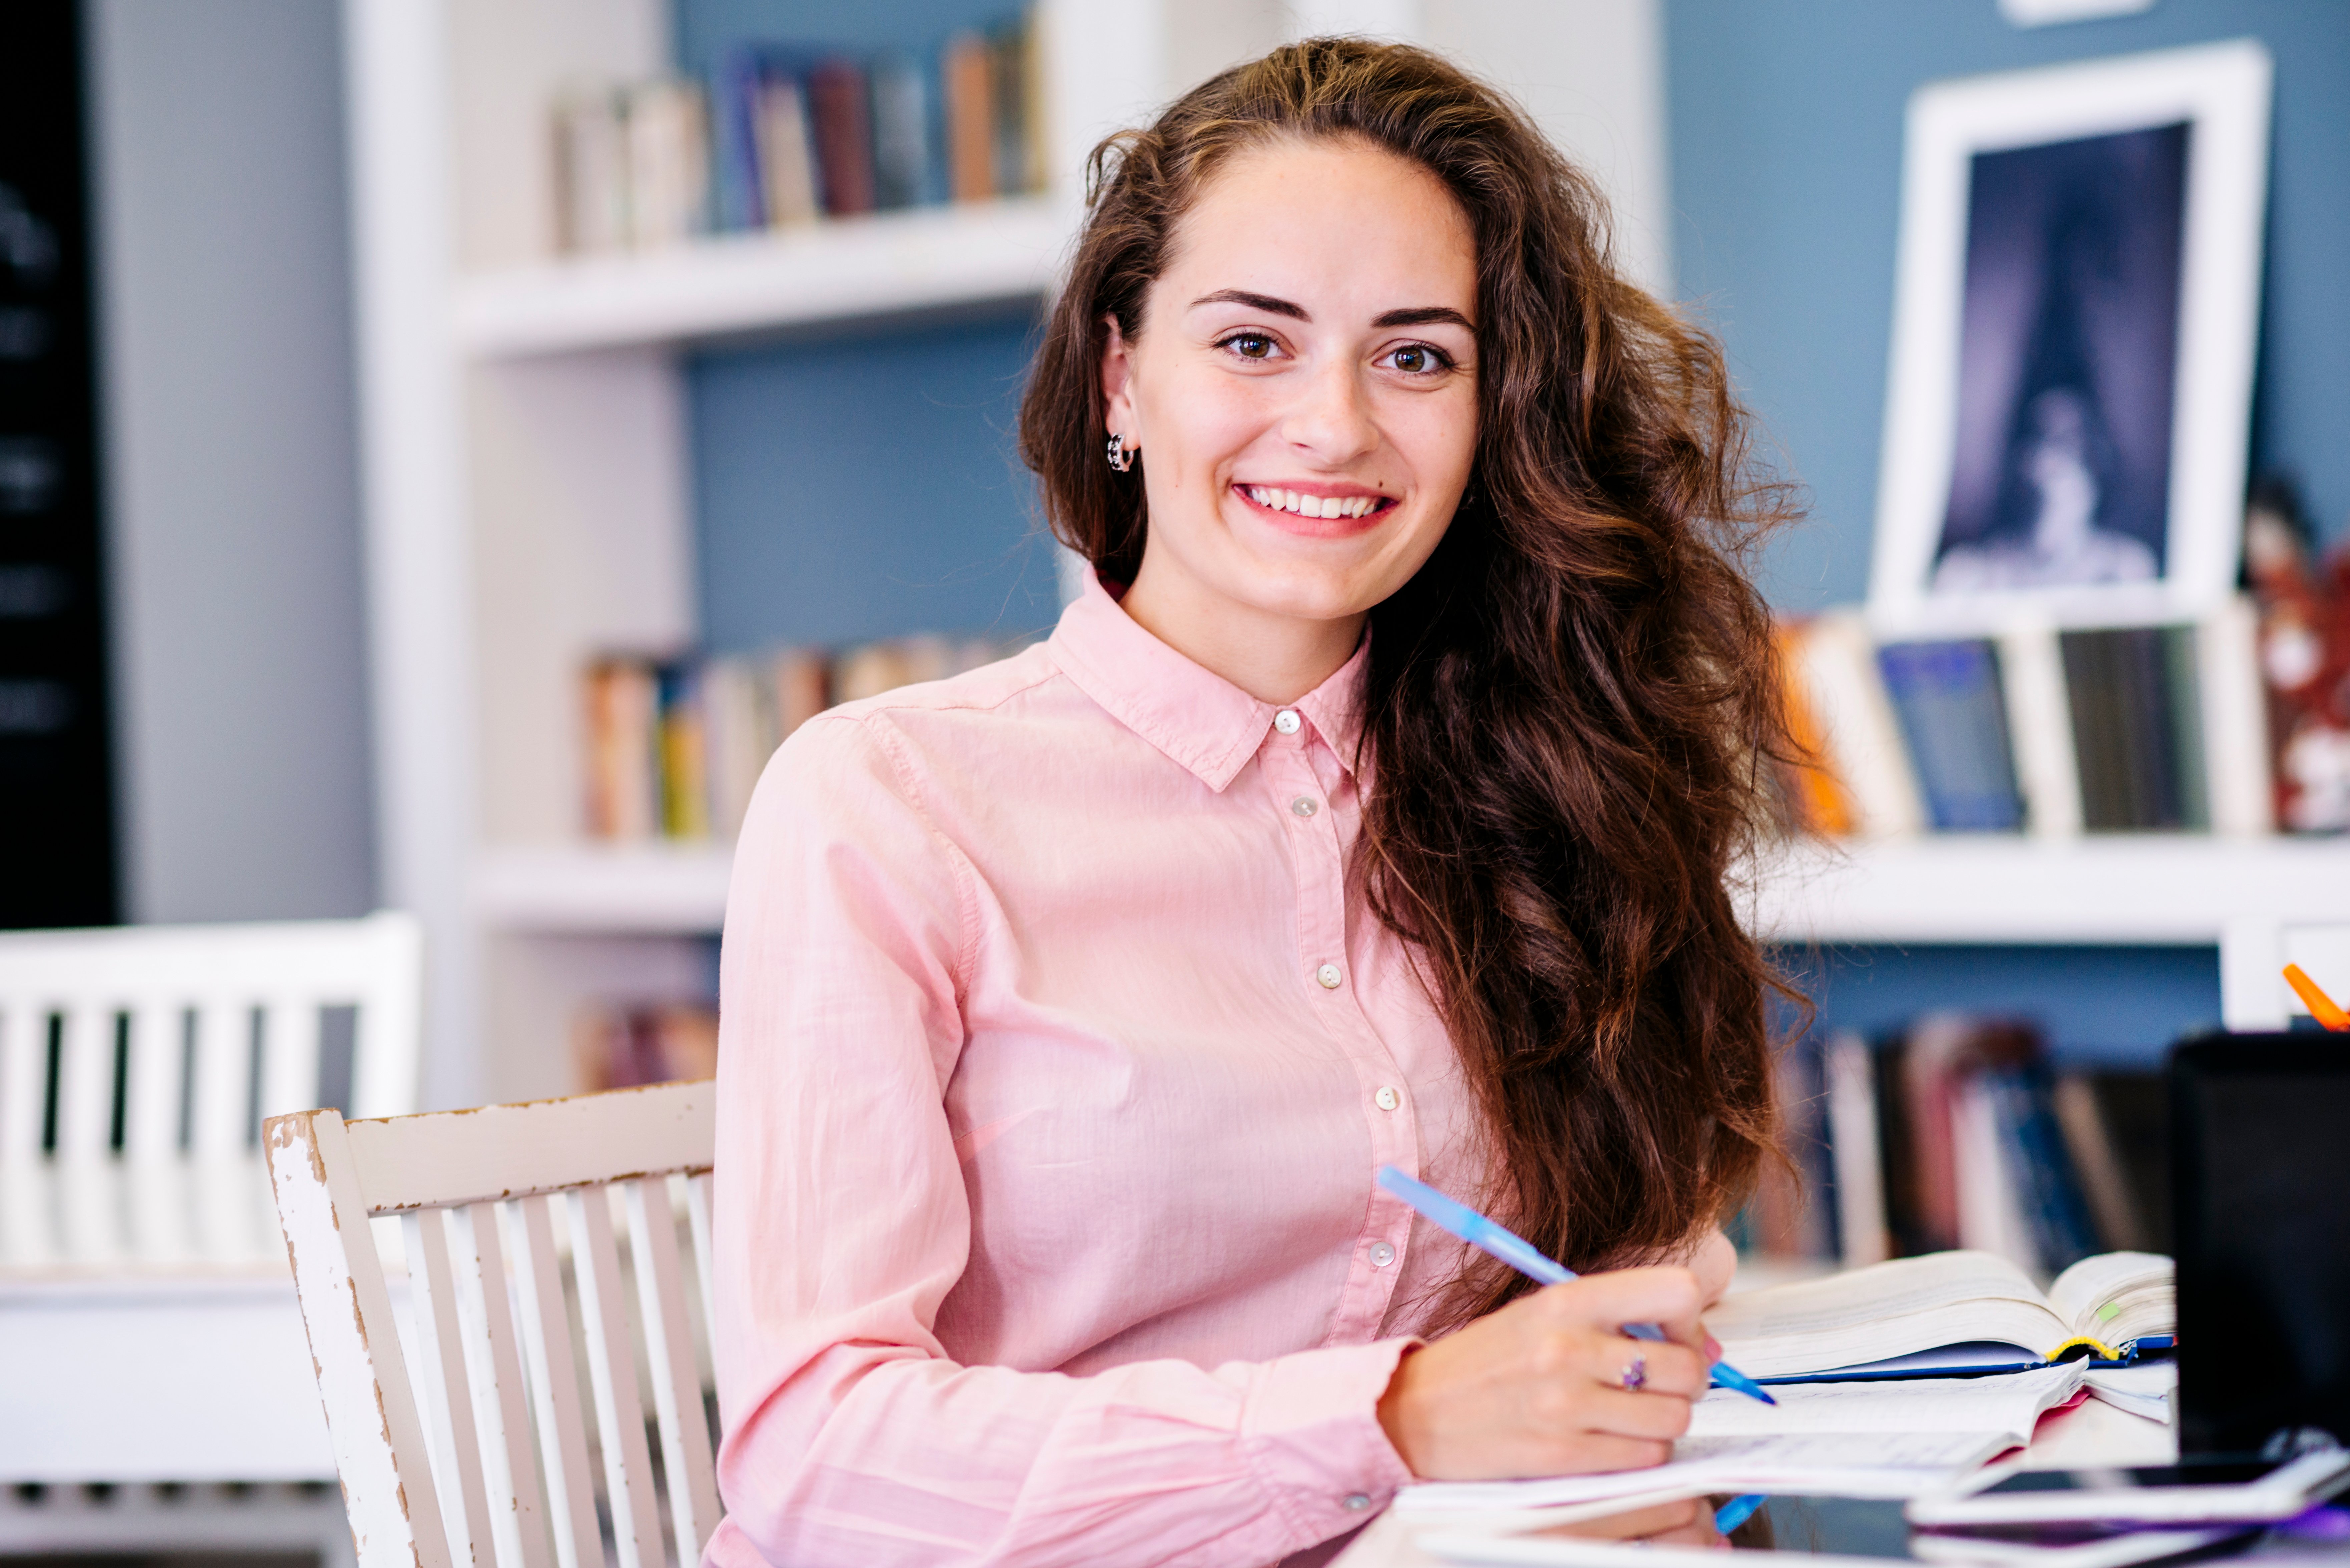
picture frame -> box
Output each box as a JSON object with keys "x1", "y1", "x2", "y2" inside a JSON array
[{"x1": 1867, "y1": 40, "x2": 2272, "y2": 636}]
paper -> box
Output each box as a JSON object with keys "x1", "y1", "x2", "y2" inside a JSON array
[
  {"x1": 1396, "y1": 1431, "x2": 2012, "y2": 1517},
  {"x1": 1688, "y1": 1360, "x2": 2086, "y2": 1439},
  {"x1": 2083, "y1": 1360, "x2": 2176, "y2": 1422},
  {"x1": 1707, "y1": 1252, "x2": 2069, "y2": 1376}
]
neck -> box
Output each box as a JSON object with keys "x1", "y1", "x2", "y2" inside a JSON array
[{"x1": 1118, "y1": 556, "x2": 1364, "y2": 706}]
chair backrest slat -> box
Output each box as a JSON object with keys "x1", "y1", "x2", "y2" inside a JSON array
[
  {"x1": 511, "y1": 1193, "x2": 602, "y2": 1568},
  {"x1": 569, "y1": 1184, "x2": 664, "y2": 1568},
  {"x1": 407, "y1": 1207, "x2": 500, "y2": 1566},
  {"x1": 449, "y1": 1201, "x2": 555, "y2": 1568},
  {"x1": 0, "y1": 913, "x2": 421, "y2": 1274},
  {"x1": 270, "y1": 1082, "x2": 717, "y2": 1568},
  {"x1": 121, "y1": 1000, "x2": 182, "y2": 1161},
  {"x1": 685, "y1": 1171, "x2": 718, "y2": 1351},
  {"x1": 624, "y1": 1177, "x2": 723, "y2": 1561}
]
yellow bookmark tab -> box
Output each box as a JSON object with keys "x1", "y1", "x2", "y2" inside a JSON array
[{"x1": 2046, "y1": 1335, "x2": 2124, "y2": 1363}]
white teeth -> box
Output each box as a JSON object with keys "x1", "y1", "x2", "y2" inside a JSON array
[{"x1": 1243, "y1": 486, "x2": 1383, "y2": 517}]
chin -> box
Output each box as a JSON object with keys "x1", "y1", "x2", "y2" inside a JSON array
[{"x1": 1223, "y1": 561, "x2": 1383, "y2": 624}]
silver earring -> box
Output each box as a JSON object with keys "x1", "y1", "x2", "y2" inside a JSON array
[{"x1": 1106, "y1": 432, "x2": 1135, "y2": 473}]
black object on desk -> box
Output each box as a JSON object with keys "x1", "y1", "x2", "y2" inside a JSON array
[{"x1": 2171, "y1": 1033, "x2": 2350, "y2": 1456}]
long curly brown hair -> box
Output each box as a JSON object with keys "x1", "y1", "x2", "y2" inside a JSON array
[{"x1": 1017, "y1": 38, "x2": 1804, "y2": 1323}]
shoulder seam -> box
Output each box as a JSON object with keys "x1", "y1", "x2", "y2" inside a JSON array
[{"x1": 848, "y1": 711, "x2": 984, "y2": 1006}]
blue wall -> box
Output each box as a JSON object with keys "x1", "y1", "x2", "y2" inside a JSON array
[
  {"x1": 688, "y1": 313, "x2": 1059, "y2": 652},
  {"x1": 1665, "y1": 0, "x2": 2349, "y2": 1062},
  {"x1": 1663, "y1": 0, "x2": 2350, "y2": 613},
  {"x1": 1773, "y1": 944, "x2": 2222, "y2": 1066}
]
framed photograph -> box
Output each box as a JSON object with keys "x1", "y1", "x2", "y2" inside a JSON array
[{"x1": 1867, "y1": 40, "x2": 2271, "y2": 635}]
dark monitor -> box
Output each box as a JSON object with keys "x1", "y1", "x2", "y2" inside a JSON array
[{"x1": 2171, "y1": 1033, "x2": 2350, "y2": 1455}]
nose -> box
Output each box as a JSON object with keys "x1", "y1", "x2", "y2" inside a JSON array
[{"x1": 1278, "y1": 354, "x2": 1379, "y2": 467}]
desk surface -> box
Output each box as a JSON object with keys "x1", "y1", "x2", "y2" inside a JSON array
[{"x1": 1332, "y1": 1395, "x2": 2180, "y2": 1568}]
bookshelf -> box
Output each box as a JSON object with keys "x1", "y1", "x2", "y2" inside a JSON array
[{"x1": 345, "y1": 0, "x2": 1168, "y2": 1107}]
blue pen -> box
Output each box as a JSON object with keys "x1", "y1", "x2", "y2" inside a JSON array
[{"x1": 1373, "y1": 1166, "x2": 1773, "y2": 1535}]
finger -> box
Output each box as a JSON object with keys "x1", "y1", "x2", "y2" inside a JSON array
[
  {"x1": 1592, "y1": 1335, "x2": 1707, "y2": 1398},
  {"x1": 1545, "y1": 1267, "x2": 1705, "y2": 1341},
  {"x1": 1580, "y1": 1386, "x2": 1697, "y2": 1442}
]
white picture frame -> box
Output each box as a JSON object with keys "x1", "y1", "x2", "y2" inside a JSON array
[{"x1": 1867, "y1": 39, "x2": 2272, "y2": 637}]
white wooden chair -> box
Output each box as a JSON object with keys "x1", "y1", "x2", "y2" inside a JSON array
[
  {"x1": 267, "y1": 1080, "x2": 721, "y2": 1568},
  {"x1": 0, "y1": 912, "x2": 421, "y2": 1517}
]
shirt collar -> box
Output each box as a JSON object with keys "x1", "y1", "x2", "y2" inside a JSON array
[{"x1": 1046, "y1": 568, "x2": 1368, "y2": 793}]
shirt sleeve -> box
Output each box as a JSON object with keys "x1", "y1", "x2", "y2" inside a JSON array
[{"x1": 708, "y1": 713, "x2": 1419, "y2": 1568}]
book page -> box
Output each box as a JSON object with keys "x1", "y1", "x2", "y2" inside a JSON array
[
  {"x1": 2046, "y1": 1251, "x2": 2175, "y2": 1340},
  {"x1": 1708, "y1": 1251, "x2": 2070, "y2": 1375},
  {"x1": 1685, "y1": 1360, "x2": 2085, "y2": 1440},
  {"x1": 1396, "y1": 1432, "x2": 2007, "y2": 1516}
]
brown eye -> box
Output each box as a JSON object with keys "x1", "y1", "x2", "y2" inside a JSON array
[
  {"x1": 1225, "y1": 333, "x2": 1274, "y2": 360},
  {"x1": 1393, "y1": 345, "x2": 1429, "y2": 373}
]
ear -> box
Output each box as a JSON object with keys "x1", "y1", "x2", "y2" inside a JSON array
[{"x1": 1099, "y1": 313, "x2": 1140, "y2": 450}]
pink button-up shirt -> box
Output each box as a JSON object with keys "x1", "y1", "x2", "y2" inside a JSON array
[{"x1": 707, "y1": 573, "x2": 1493, "y2": 1568}]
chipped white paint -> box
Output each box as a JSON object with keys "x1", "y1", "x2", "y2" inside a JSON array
[{"x1": 269, "y1": 1079, "x2": 720, "y2": 1568}]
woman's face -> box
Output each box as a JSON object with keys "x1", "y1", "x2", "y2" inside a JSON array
[{"x1": 1101, "y1": 135, "x2": 1480, "y2": 631}]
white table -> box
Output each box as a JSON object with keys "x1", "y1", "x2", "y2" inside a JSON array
[{"x1": 1332, "y1": 1394, "x2": 2181, "y2": 1567}]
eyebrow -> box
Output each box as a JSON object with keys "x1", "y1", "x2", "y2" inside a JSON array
[{"x1": 1188, "y1": 290, "x2": 1475, "y2": 333}]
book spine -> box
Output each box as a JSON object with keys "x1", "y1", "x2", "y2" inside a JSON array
[
  {"x1": 942, "y1": 32, "x2": 996, "y2": 203},
  {"x1": 657, "y1": 660, "x2": 711, "y2": 840},
  {"x1": 2164, "y1": 624, "x2": 2211, "y2": 831},
  {"x1": 808, "y1": 58, "x2": 876, "y2": 217},
  {"x1": 2051, "y1": 1072, "x2": 2148, "y2": 1252},
  {"x1": 1793, "y1": 611, "x2": 1925, "y2": 837},
  {"x1": 711, "y1": 49, "x2": 767, "y2": 232},
  {"x1": 2061, "y1": 629, "x2": 2129, "y2": 831},
  {"x1": 1877, "y1": 639, "x2": 2024, "y2": 831},
  {"x1": 1995, "y1": 617, "x2": 2082, "y2": 838},
  {"x1": 756, "y1": 69, "x2": 821, "y2": 227},
  {"x1": 1824, "y1": 1032, "x2": 1890, "y2": 1266},
  {"x1": 2198, "y1": 594, "x2": 2275, "y2": 835},
  {"x1": 1950, "y1": 1071, "x2": 2037, "y2": 1271},
  {"x1": 869, "y1": 50, "x2": 930, "y2": 210}
]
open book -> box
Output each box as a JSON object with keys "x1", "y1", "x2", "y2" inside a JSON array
[{"x1": 1707, "y1": 1250, "x2": 2173, "y2": 1381}]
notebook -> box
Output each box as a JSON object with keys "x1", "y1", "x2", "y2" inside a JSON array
[{"x1": 1708, "y1": 1250, "x2": 2174, "y2": 1383}]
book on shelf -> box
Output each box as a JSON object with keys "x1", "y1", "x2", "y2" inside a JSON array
[
  {"x1": 1773, "y1": 587, "x2": 2276, "y2": 841},
  {"x1": 581, "y1": 631, "x2": 1031, "y2": 845},
  {"x1": 576, "y1": 1001, "x2": 719, "y2": 1092},
  {"x1": 1708, "y1": 1247, "x2": 2175, "y2": 1383},
  {"x1": 1753, "y1": 1020, "x2": 2164, "y2": 1284},
  {"x1": 562, "y1": 7, "x2": 1046, "y2": 258}
]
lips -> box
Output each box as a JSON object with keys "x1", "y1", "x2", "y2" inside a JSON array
[{"x1": 1234, "y1": 483, "x2": 1395, "y2": 537}]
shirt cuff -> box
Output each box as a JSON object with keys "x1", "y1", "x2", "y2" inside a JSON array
[{"x1": 1237, "y1": 1337, "x2": 1423, "y2": 1551}]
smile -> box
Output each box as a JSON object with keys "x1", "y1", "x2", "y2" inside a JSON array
[{"x1": 1239, "y1": 485, "x2": 1391, "y2": 521}]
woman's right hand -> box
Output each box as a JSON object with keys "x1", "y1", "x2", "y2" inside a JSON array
[{"x1": 1375, "y1": 1266, "x2": 1711, "y2": 1481}]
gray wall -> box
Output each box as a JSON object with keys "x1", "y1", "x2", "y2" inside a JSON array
[{"x1": 86, "y1": 0, "x2": 376, "y2": 922}]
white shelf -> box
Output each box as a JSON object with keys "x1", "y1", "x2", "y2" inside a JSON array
[
  {"x1": 473, "y1": 843, "x2": 734, "y2": 933},
  {"x1": 454, "y1": 197, "x2": 1072, "y2": 358},
  {"x1": 1747, "y1": 834, "x2": 2350, "y2": 946},
  {"x1": 472, "y1": 834, "x2": 2350, "y2": 945}
]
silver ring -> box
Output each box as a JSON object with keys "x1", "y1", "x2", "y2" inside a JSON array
[{"x1": 1621, "y1": 1355, "x2": 1648, "y2": 1392}]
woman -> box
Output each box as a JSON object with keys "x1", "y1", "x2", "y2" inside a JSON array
[{"x1": 709, "y1": 38, "x2": 1798, "y2": 1568}]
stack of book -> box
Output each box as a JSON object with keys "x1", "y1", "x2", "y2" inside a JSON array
[
  {"x1": 1774, "y1": 600, "x2": 2274, "y2": 839},
  {"x1": 1745, "y1": 1019, "x2": 2167, "y2": 1281},
  {"x1": 554, "y1": 7, "x2": 1044, "y2": 255},
  {"x1": 581, "y1": 631, "x2": 1031, "y2": 843}
]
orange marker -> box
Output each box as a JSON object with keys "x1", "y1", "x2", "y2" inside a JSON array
[{"x1": 2283, "y1": 963, "x2": 2350, "y2": 1032}]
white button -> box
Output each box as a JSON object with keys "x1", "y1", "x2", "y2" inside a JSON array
[
  {"x1": 1369, "y1": 1241, "x2": 1397, "y2": 1268},
  {"x1": 1343, "y1": 1493, "x2": 1373, "y2": 1512},
  {"x1": 1273, "y1": 708, "x2": 1302, "y2": 735},
  {"x1": 1290, "y1": 795, "x2": 1318, "y2": 818},
  {"x1": 1315, "y1": 963, "x2": 1343, "y2": 989},
  {"x1": 1374, "y1": 1085, "x2": 1400, "y2": 1112}
]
